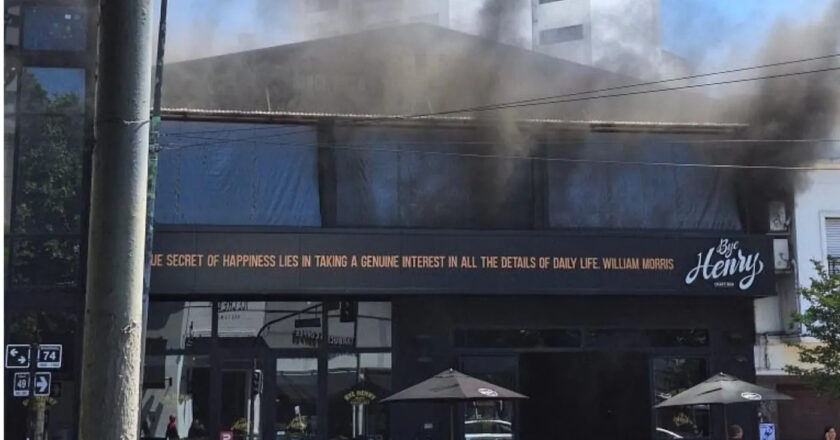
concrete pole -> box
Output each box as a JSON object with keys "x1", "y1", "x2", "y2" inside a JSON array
[{"x1": 79, "y1": 0, "x2": 153, "y2": 439}]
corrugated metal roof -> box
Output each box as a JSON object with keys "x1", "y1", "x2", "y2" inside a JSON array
[{"x1": 161, "y1": 107, "x2": 747, "y2": 134}]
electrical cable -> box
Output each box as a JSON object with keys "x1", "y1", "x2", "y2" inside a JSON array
[
  {"x1": 417, "y1": 65, "x2": 840, "y2": 115},
  {"x1": 407, "y1": 53, "x2": 840, "y2": 117},
  {"x1": 158, "y1": 138, "x2": 840, "y2": 171}
]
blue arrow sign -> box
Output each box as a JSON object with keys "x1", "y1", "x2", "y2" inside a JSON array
[{"x1": 34, "y1": 372, "x2": 51, "y2": 397}]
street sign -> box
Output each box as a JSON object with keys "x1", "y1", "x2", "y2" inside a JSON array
[
  {"x1": 37, "y1": 344, "x2": 63, "y2": 369},
  {"x1": 219, "y1": 431, "x2": 233, "y2": 440},
  {"x1": 34, "y1": 372, "x2": 51, "y2": 397},
  {"x1": 5, "y1": 344, "x2": 31, "y2": 369},
  {"x1": 13, "y1": 372, "x2": 31, "y2": 397}
]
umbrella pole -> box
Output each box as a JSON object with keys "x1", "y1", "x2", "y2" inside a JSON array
[
  {"x1": 723, "y1": 405, "x2": 728, "y2": 440},
  {"x1": 450, "y1": 404, "x2": 455, "y2": 440}
]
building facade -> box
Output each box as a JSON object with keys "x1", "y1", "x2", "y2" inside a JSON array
[
  {"x1": 4, "y1": 1, "x2": 97, "y2": 439},
  {"x1": 4, "y1": 12, "x2": 822, "y2": 440},
  {"x1": 753, "y1": 162, "x2": 840, "y2": 438}
]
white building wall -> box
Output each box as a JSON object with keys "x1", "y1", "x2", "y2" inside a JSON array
[
  {"x1": 532, "y1": 0, "x2": 592, "y2": 65},
  {"x1": 755, "y1": 149, "x2": 840, "y2": 376}
]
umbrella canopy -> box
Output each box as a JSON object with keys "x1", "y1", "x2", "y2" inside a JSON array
[
  {"x1": 381, "y1": 369, "x2": 528, "y2": 403},
  {"x1": 655, "y1": 372, "x2": 793, "y2": 407}
]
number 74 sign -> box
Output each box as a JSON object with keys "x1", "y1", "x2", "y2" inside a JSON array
[{"x1": 37, "y1": 345, "x2": 62, "y2": 369}]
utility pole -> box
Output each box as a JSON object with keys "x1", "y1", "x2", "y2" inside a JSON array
[{"x1": 79, "y1": 0, "x2": 153, "y2": 438}]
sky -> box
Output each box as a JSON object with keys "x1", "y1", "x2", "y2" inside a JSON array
[{"x1": 155, "y1": 0, "x2": 836, "y2": 68}]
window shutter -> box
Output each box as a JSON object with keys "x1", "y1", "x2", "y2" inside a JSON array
[{"x1": 827, "y1": 217, "x2": 840, "y2": 257}]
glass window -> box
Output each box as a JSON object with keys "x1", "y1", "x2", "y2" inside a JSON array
[
  {"x1": 22, "y1": 6, "x2": 87, "y2": 51},
  {"x1": 20, "y1": 68, "x2": 85, "y2": 113},
  {"x1": 328, "y1": 353, "x2": 392, "y2": 440},
  {"x1": 13, "y1": 114, "x2": 83, "y2": 234},
  {"x1": 141, "y1": 354, "x2": 211, "y2": 440},
  {"x1": 653, "y1": 357, "x2": 709, "y2": 439},
  {"x1": 5, "y1": 116, "x2": 16, "y2": 233},
  {"x1": 276, "y1": 357, "x2": 319, "y2": 440},
  {"x1": 646, "y1": 329, "x2": 709, "y2": 348},
  {"x1": 217, "y1": 302, "x2": 324, "y2": 349},
  {"x1": 5, "y1": 5, "x2": 21, "y2": 48},
  {"x1": 539, "y1": 25, "x2": 584, "y2": 45},
  {"x1": 146, "y1": 301, "x2": 213, "y2": 351},
  {"x1": 328, "y1": 302, "x2": 391, "y2": 348},
  {"x1": 4, "y1": 311, "x2": 79, "y2": 440},
  {"x1": 11, "y1": 237, "x2": 80, "y2": 286},
  {"x1": 454, "y1": 328, "x2": 582, "y2": 348}
]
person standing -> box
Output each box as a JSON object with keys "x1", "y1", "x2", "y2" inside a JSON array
[
  {"x1": 728, "y1": 424, "x2": 744, "y2": 440},
  {"x1": 166, "y1": 414, "x2": 180, "y2": 440}
]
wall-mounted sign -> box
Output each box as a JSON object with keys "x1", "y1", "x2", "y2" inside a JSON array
[
  {"x1": 37, "y1": 344, "x2": 63, "y2": 369},
  {"x1": 150, "y1": 229, "x2": 774, "y2": 296},
  {"x1": 5, "y1": 345, "x2": 31, "y2": 369},
  {"x1": 344, "y1": 389, "x2": 376, "y2": 405},
  {"x1": 684, "y1": 239, "x2": 765, "y2": 291}
]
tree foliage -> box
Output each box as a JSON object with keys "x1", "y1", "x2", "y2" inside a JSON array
[{"x1": 784, "y1": 261, "x2": 840, "y2": 399}]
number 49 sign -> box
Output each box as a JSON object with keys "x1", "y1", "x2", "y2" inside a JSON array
[{"x1": 37, "y1": 345, "x2": 62, "y2": 369}]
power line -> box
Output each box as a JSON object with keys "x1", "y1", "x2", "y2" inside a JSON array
[
  {"x1": 159, "y1": 138, "x2": 840, "y2": 171},
  {"x1": 407, "y1": 53, "x2": 840, "y2": 118},
  {"x1": 416, "y1": 65, "x2": 840, "y2": 115},
  {"x1": 164, "y1": 131, "x2": 840, "y2": 147}
]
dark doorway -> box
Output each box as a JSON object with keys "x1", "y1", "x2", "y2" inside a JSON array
[{"x1": 520, "y1": 352, "x2": 651, "y2": 440}]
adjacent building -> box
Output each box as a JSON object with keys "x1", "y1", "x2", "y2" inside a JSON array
[
  {"x1": 293, "y1": 0, "x2": 685, "y2": 78},
  {"x1": 754, "y1": 157, "x2": 840, "y2": 438}
]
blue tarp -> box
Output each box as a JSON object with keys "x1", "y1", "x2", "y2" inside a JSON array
[
  {"x1": 155, "y1": 121, "x2": 321, "y2": 226},
  {"x1": 156, "y1": 122, "x2": 742, "y2": 231}
]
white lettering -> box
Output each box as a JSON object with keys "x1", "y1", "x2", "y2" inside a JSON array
[{"x1": 685, "y1": 239, "x2": 764, "y2": 291}]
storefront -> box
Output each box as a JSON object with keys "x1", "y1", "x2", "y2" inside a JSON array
[{"x1": 143, "y1": 227, "x2": 774, "y2": 440}]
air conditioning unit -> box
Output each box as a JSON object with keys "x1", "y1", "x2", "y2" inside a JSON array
[
  {"x1": 768, "y1": 201, "x2": 788, "y2": 232},
  {"x1": 773, "y1": 238, "x2": 791, "y2": 271}
]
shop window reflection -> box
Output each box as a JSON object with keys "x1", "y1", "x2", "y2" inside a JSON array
[
  {"x1": 140, "y1": 355, "x2": 210, "y2": 440},
  {"x1": 653, "y1": 357, "x2": 709, "y2": 440},
  {"x1": 22, "y1": 6, "x2": 87, "y2": 51},
  {"x1": 276, "y1": 357, "x2": 319, "y2": 440},
  {"x1": 145, "y1": 301, "x2": 212, "y2": 351},
  {"x1": 328, "y1": 302, "x2": 391, "y2": 348},
  {"x1": 215, "y1": 301, "x2": 324, "y2": 349},
  {"x1": 328, "y1": 353, "x2": 392, "y2": 440}
]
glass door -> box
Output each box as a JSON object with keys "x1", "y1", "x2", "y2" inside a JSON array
[
  {"x1": 220, "y1": 357, "x2": 263, "y2": 440},
  {"x1": 272, "y1": 356, "x2": 320, "y2": 440}
]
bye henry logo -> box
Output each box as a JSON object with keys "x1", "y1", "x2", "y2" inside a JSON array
[
  {"x1": 685, "y1": 239, "x2": 764, "y2": 291},
  {"x1": 477, "y1": 388, "x2": 499, "y2": 397},
  {"x1": 740, "y1": 391, "x2": 762, "y2": 401}
]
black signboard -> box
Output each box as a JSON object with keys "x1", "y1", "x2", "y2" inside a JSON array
[{"x1": 150, "y1": 228, "x2": 774, "y2": 297}]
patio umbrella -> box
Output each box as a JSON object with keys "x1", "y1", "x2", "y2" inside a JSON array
[
  {"x1": 655, "y1": 372, "x2": 793, "y2": 439},
  {"x1": 381, "y1": 369, "x2": 527, "y2": 440}
]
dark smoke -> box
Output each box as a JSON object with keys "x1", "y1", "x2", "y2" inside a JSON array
[
  {"x1": 725, "y1": 1, "x2": 840, "y2": 230},
  {"x1": 161, "y1": 0, "x2": 839, "y2": 230}
]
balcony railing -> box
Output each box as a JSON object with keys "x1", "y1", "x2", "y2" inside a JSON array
[{"x1": 829, "y1": 256, "x2": 840, "y2": 277}]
